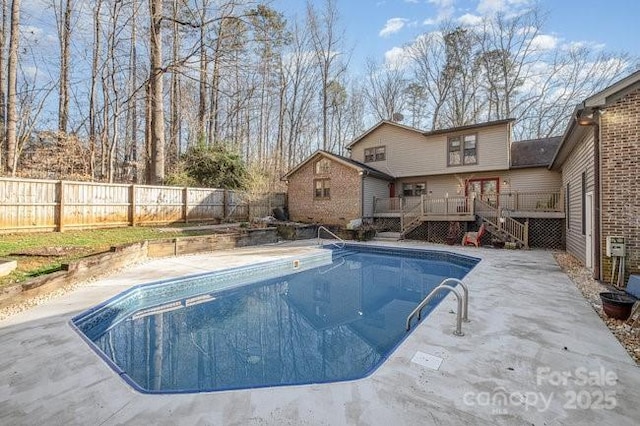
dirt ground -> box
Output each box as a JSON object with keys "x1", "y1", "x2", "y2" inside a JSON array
[{"x1": 554, "y1": 252, "x2": 640, "y2": 364}]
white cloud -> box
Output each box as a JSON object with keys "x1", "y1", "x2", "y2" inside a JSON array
[
  {"x1": 531, "y1": 34, "x2": 559, "y2": 51},
  {"x1": 564, "y1": 40, "x2": 606, "y2": 51},
  {"x1": 457, "y1": 13, "x2": 483, "y2": 26},
  {"x1": 477, "y1": 0, "x2": 504, "y2": 14},
  {"x1": 384, "y1": 46, "x2": 412, "y2": 69},
  {"x1": 477, "y1": 0, "x2": 531, "y2": 15},
  {"x1": 423, "y1": 0, "x2": 456, "y2": 25},
  {"x1": 379, "y1": 18, "x2": 409, "y2": 37},
  {"x1": 405, "y1": 0, "x2": 420, "y2": 3}
]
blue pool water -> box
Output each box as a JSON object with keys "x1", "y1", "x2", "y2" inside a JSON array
[{"x1": 72, "y1": 245, "x2": 478, "y2": 393}]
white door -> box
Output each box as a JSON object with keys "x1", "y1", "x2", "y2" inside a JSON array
[{"x1": 585, "y1": 192, "x2": 594, "y2": 270}]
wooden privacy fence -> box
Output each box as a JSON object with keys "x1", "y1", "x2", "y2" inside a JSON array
[{"x1": 0, "y1": 177, "x2": 286, "y2": 233}]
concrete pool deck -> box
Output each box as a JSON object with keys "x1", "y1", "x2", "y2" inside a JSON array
[{"x1": 0, "y1": 240, "x2": 639, "y2": 425}]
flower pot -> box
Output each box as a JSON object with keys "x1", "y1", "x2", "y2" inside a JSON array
[{"x1": 599, "y1": 292, "x2": 636, "y2": 320}]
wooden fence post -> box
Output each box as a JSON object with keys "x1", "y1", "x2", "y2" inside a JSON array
[
  {"x1": 56, "y1": 180, "x2": 65, "y2": 232},
  {"x1": 223, "y1": 189, "x2": 229, "y2": 220},
  {"x1": 182, "y1": 187, "x2": 189, "y2": 223},
  {"x1": 129, "y1": 185, "x2": 136, "y2": 226}
]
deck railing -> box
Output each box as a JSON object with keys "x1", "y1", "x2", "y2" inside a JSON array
[
  {"x1": 375, "y1": 191, "x2": 563, "y2": 216},
  {"x1": 422, "y1": 196, "x2": 474, "y2": 216},
  {"x1": 493, "y1": 191, "x2": 563, "y2": 212}
]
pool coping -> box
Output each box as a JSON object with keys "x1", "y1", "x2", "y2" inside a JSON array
[{"x1": 1, "y1": 241, "x2": 639, "y2": 425}]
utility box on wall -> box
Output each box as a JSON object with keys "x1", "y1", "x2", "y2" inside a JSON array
[{"x1": 605, "y1": 236, "x2": 626, "y2": 257}]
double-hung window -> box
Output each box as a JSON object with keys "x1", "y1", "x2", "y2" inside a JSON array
[
  {"x1": 314, "y1": 179, "x2": 330, "y2": 199},
  {"x1": 364, "y1": 146, "x2": 385, "y2": 162},
  {"x1": 448, "y1": 134, "x2": 477, "y2": 166}
]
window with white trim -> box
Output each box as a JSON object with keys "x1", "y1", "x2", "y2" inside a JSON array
[{"x1": 448, "y1": 134, "x2": 477, "y2": 166}]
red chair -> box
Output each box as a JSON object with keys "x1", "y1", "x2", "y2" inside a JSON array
[{"x1": 462, "y1": 224, "x2": 486, "y2": 247}]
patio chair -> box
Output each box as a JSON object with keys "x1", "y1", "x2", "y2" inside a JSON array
[
  {"x1": 461, "y1": 224, "x2": 485, "y2": 247},
  {"x1": 625, "y1": 275, "x2": 640, "y2": 326}
]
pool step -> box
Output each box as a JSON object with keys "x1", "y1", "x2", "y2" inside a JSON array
[{"x1": 374, "y1": 232, "x2": 402, "y2": 241}]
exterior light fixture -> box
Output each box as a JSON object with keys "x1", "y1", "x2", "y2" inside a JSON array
[{"x1": 576, "y1": 112, "x2": 596, "y2": 126}]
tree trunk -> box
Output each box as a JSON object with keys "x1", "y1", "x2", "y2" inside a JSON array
[
  {"x1": 0, "y1": 1, "x2": 8, "y2": 172},
  {"x1": 168, "y1": 0, "x2": 180, "y2": 168},
  {"x1": 5, "y1": 0, "x2": 20, "y2": 175},
  {"x1": 88, "y1": 0, "x2": 102, "y2": 179},
  {"x1": 198, "y1": 13, "x2": 207, "y2": 143},
  {"x1": 58, "y1": 0, "x2": 72, "y2": 133},
  {"x1": 129, "y1": 0, "x2": 138, "y2": 182},
  {"x1": 148, "y1": 0, "x2": 165, "y2": 184}
]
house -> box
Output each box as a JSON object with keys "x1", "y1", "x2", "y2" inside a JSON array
[
  {"x1": 282, "y1": 150, "x2": 393, "y2": 225},
  {"x1": 550, "y1": 70, "x2": 640, "y2": 282},
  {"x1": 284, "y1": 119, "x2": 564, "y2": 248}
]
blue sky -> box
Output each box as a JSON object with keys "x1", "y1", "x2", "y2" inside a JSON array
[{"x1": 275, "y1": 0, "x2": 640, "y2": 73}]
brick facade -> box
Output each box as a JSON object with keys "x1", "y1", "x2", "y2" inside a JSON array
[
  {"x1": 287, "y1": 154, "x2": 362, "y2": 225},
  {"x1": 600, "y1": 87, "x2": 640, "y2": 280}
]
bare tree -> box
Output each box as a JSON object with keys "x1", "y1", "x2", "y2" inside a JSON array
[
  {"x1": 0, "y1": 0, "x2": 7, "y2": 172},
  {"x1": 476, "y1": 10, "x2": 542, "y2": 121},
  {"x1": 363, "y1": 59, "x2": 407, "y2": 122},
  {"x1": 55, "y1": 0, "x2": 72, "y2": 133},
  {"x1": 307, "y1": 0, "x2": 346, "y2": 151},
  {"x1": 408, "y1": 32, "x2": 454, "y2": 130},
  {"x1": 148, "y1": 0, "x2": 165, "y2": 184},
  {"x1": 5, "y1": 0, "x2": 20, "y2": 175}
]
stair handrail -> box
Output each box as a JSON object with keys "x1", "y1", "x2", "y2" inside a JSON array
[
  {"x1": 401, "y1": 200, "x2": 423, "y2": 235},
  {"x1": 317, "y1": 225, "x2": 346, "y2": 249},
  {"x1": 474, "y1": 198, "x2": 528, "y2": 248},
  {"x1": 405, "y1": 278, "x2": 468, "y2": 336}
]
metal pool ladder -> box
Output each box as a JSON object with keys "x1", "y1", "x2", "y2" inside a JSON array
[
  {"x1": 405, "y1": 278, "x2": 469, "y2": 336},
  {"x1": 317, "y1": 225, "x2": 346, "y2": 249}
]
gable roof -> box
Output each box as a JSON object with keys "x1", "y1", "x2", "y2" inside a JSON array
[
  {"x1": 282, "y1": 150, "x2": 394, "y2": 181},
  {"x1": 345, "y1": 120, "x2": 426, "y2": 149},
  {"x1": 510, "y1": 136, "x2": 562, "y2": 169},
  {"x1": 346, "y1": 118, "x2": 516, "y2": 151},
  {"x1": 421, "y1": 118, "x2": 515, "y2": 137},
  {"x1": 551, "y1": 70, "x2": 640, "y2": 169}
]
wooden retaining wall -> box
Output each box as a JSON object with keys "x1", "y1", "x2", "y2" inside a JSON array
[{"x1": 0, "y1": 228, "x2": 279, "y2": 304}]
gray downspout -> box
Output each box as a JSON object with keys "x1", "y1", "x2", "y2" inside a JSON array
[
  {"x1": 593, "y1": 116, "x2": 602, "y2": 281},
  {"x1": 360, "y1": 170, "x2": 369, "y2": 219}
]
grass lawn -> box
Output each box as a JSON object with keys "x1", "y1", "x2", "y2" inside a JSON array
[{"x1": 0, "y1": 225, "x2": 227, "y2": 289}]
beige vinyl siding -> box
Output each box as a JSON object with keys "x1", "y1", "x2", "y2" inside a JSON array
[
  {"x1": 350, "y1": 123, "x2": 510, "y2": 178},
  {"x1": 397, "y1": 171, "x2": 505, "y2": 198},
  {"x1": 561, "y1": 132, "x2": 595, "y2": 264},
  {"x1": 349, "y1": 124, "x2": 423, "y2": 177},
  {"x1": 363, "y1": 176, "x2": 390, "y2": 217},
  {"x1": 508, "y1": 168, "x2": 562, "y2": 193},
  {"x1": 395, "y1": 168, "x2": 560, "y2": 199}
]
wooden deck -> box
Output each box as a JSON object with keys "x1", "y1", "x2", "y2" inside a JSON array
[{"x1": 373, "y1": 192, "x2": 565, "y2": 221}]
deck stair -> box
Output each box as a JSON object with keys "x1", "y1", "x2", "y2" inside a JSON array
[
  {"x1": 474, "y1": 198, "x2": 529, "y2": 248},
  {"x1": 400, "y1": 200, "x2": 423, "y2": 238}
]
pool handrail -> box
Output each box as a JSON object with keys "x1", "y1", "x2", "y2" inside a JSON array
[
  {"x1": 317, "y1": 225, "x2": 346, "y2": 249},
  {"x1": 405, "y1": 278, "x2": 469, "y2": 336},
  {"x1": 436, "y1": 278, "x2": 469, "y2": 323}
]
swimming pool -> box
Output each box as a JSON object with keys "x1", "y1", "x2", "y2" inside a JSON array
[{"x1": 71, "y1": 244, "x2": 479, "y2": 393}]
